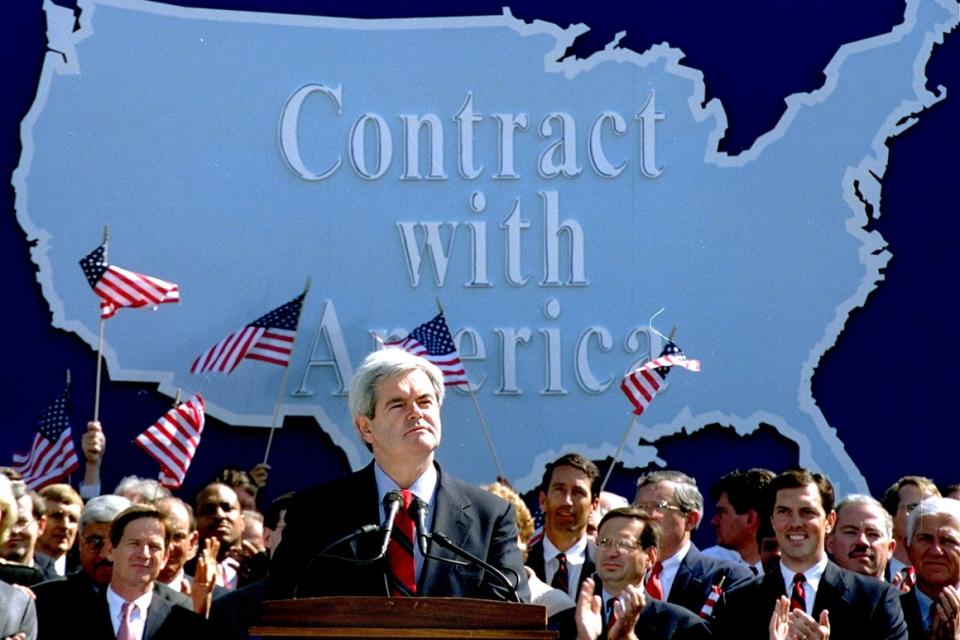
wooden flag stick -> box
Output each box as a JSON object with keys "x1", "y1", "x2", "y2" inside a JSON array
[
  {"x1": 436, "y1": 298, "x2": 506, "y2": 481},
  {"x1": 599, "y1": 411, "x2": 640, "y2": 494},
  {"x1": 262, "y1": 278, "x2": 311, "y2": 465},
  {"x1": 93, "y1": 226, "x2": 109, "y2": 422}
]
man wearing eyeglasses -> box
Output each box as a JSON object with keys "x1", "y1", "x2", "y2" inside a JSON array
[
  {"x1": 575, "y1": 506, "x2": 709, "y2": 640},
  {"x1": 881, "y1": 476, "x2": 940, "y2": 590},
  {"x1": 633, "y1": 470, "x2": 752, "y2": 616}
]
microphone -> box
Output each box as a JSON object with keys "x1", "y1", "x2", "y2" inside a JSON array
[
  {"x1": 409, "y1": 496, "x2": 430, "y2": 556},
  {"x1": 379, "y1": 490, "x2": 405, "y2": 557},
  {"x1": 428, "y1": 531, "x2": 521, "y2": 603},
  {"x1": 293, "y1": 523, "x2": 380, "y2": 598}
]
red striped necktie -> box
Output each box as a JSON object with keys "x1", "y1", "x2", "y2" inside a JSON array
[
  {"x1": 387, "y1": 489, "x2": 417, "y2": 597},
  {"x1": 790, "y1": 573, "x2": 806, "y2": 612}
]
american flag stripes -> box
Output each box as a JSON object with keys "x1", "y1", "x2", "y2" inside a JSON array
[
  {"x1": 12, "y1": 389, "x2": 79, "y2": 489},
  {"x1": 191, "y1": 293, "x2": 305, "y2": 374},
  {"x1": 699, "y1": 583, "x2": 723, "y2": 619},
  {"x1": 135, "y1": 395, "x2": 205, "y2": 488},
  {"x1": 385, "y1": 312, "x2": 467, "y2": 386},
  {"x1": 79, "y1": 244, "x2": 180, "y2": 319},
  {"x1": 620, "y1": 341, "x2": 701, "y2": 415}
]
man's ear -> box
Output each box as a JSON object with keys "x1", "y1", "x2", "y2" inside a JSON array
[
  {"x1": 354, "y1": 415, "x2": 374, "y2": 444},
  {"x1": 685, "y1": 509, "x2": 702, "y2": 532},
  {"x1": 825, "y1": 510, "x2": 837, "y2": 534},
  {"x1": 104, "y1": 541, "x2": 115, "y2": 563},
  {"x1": 36, "y1": 514, "x2": 47, "y2": 536},
  {"x1": 538, "y1": 491, "x2": 547, "y2": 513}
]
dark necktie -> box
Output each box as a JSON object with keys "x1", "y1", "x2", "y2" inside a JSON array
[
  {"x1": 386, "y1": 489, "x2": 417, "y2": 597},
  {"x1": 645, "y1": 561, "x2": 664, "y2": 599},
  {"x1": 551, "y1": 552, "x2": 569, "y2": 593},
  {"x1": 790, "y1": 573, "x2": 806, "y2": 612},
  {"x1": 606, "y1": 597, "x2": 619, "y2": 629}
]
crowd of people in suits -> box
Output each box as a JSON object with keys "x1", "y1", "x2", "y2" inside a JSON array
[{"x1": 0, "y1": 348, "x2": 957, "y2": 640}]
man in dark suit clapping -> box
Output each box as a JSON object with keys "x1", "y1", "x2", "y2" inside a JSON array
[{"x1": 714, "y1": 468, "x2": 908, "y2": 640}]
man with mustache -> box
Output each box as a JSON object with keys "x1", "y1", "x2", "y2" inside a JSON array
[{"x1": 826, "y1": 494, "x2": 895, "y2": 581}]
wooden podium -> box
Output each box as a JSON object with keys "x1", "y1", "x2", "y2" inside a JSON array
[{"x1": 249, "y1": 596, "x2": 558, "y2": 639}]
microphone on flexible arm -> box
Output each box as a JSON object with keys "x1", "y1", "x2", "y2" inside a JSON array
[
  {"x1": 293, "y1": 523, "x2": 381, "y2": 598},
  {"x1": 379, "y1": 489, "x2": 406, "y2": 557},
  {"x1": 410, "y1": 495, "x2": 520, "y2": 603}
]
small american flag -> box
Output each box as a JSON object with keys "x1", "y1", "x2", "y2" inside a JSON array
[
  {"x1": 79, "y1": 244, "x2": 180, "y2": 319},
  {"x1": 385, "y1": 312, "x2": 467, "y2": 386},
  {"x1": 699, "y1": 582, "x2": 723, "y2": 619},
  {"x1": 527, "y1": 508, "x2": 545, "y2": 546},
  {"x1": 12, "y1": 389, "x2": 79, "y2": 489},
  {"x1": 191, "y1": 292, "x2": 304, "y2": 374},
  {"x1": 135, "y1": 395, "x2": 205, "y2": 488},
  {"x1": 620, "y1": 341, "x2": 701, "y2": 415}
]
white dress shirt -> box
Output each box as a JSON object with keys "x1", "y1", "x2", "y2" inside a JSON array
[
  {"x1": 778, "y1": 556, "x2": 828, "y2": 617},
  {"x1": 657, "y1": 539, "x2": 690, "y2": 600},
  {"x1": 542, "y1": 534, "x2": 589, "y2": 601},
  {"x1": 107, "y1": 585, "x2": 153, "y2": 640}
]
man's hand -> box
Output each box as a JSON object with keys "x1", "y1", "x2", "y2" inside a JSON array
[
  {"x1": 785, "y1": 607, "x2": 830, "y2": 640},
  {"x1": 192, "y1": 537, "x2": 220, "y2": 617},
  {"x1": 608, "y1": 584, "x2": 644, "y2": 640},
  {"x1": 249, "y1": 463, "x2": 270, "y2": 488},
  {"x1": 82, "y1": 421, "x2": 105, "y2": 466},
  {"x1": 574, "y1": 576, "x2": 603, "y2": 640},
  {"x1": 769, "y1": 596, "x2": 790, "y2": 640},
  {"x1": 931, "y1": 585, "x2": 960, "y2": 640}
]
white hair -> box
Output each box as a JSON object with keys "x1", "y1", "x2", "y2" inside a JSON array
[{"x1": 907, "y1": 496, "x2": 960, "y2": 542}]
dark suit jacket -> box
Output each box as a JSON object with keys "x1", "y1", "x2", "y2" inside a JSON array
[
  {"x1": 900, "y1": 589, "x2": 927, "y2": 640},
  {"x1": 32, "y1": 552, "x2": 60, "y2": 582},
  {"x1": 526, "y1": 536, "x2": 596, "y2": 601},
  {"x1": 79, "y1": 583, "x2": 207, "y2": 639},
  {"x1": 590, "y1": 576, "x2": 710, "y2": 640},
  {"x1": 713, "y1": 560, "x2": 908, "y2": 640},
  {"x1": 667, "y1": 544, "x2": 754, "y2": 615},
  {"x1": 0, "y1": 562, "x2": 46, "y2": 587},
  {"x1": 0, "y1": 579, "x2": 36, "y2": 640},
  {"x1": 209, "y1": 577, "x2": 267, "y2": 640},
  {"x1": 269, "y1": 462, "x2": 529, "y2": 602},
  {"x1": 34, "y1": 570, "x2": 195, "y2": 640}
]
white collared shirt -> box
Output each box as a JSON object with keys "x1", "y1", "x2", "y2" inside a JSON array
[
  {"x1": 53, "y1": 554, "x2": 67, "y2": 577},
  {"x1": 657, "y1": 539, "x2": 690, "y2": 600},
  {"x1": 779, "y1": 556, "x2": 828, "y2": 617},
  {"x1": 107, "y1": 585, "x2": 153, "y2": 639},
  {"x1": 374, "y1": 462, "x2": 438, "y2": 580},
  {"x1": 542, "y1": 534, "x2": 588, "y2": 601}
]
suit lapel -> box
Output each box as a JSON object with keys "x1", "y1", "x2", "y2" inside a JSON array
[
  {"x1": 352, "y1": 465, "x2": 385, "y2": 563},
  {"x1": 527, "y1": 540, "x2": 546, "y2": 581},
  {"x1": 418, "y1": 466, "x2": 473, "y2": 594},
  {"x1": 143, "y1": 583, "x2": 174, "y2": 640},
  {"x1": 812, "y1": 562, "x2": 852, "y2": 618}
]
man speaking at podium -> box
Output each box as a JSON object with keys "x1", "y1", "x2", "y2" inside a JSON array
[{"x1": 268, "y1": 348, "x2": 530, "y2": 602}]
